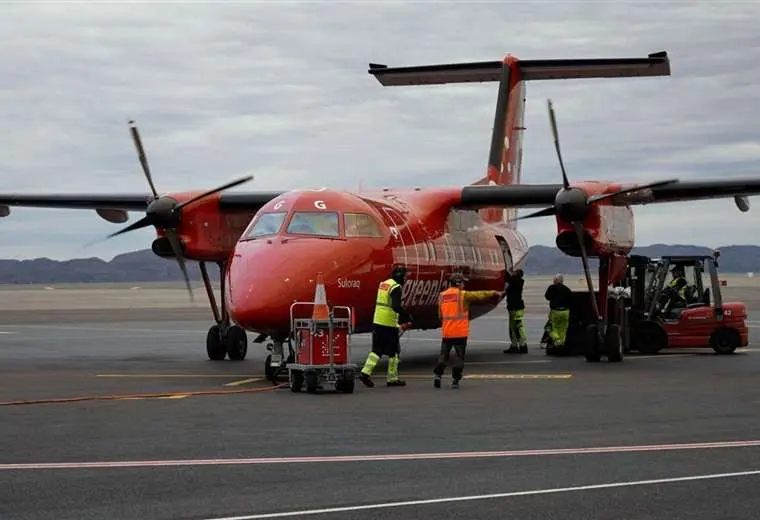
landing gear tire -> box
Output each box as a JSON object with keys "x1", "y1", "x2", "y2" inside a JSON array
[
  {"x1": 584, "y1": 324, "x2": 602, "y2": 363},
  {"x1": 225, "y1": 325, "x2": 248, "y2": 361},
  {"x1": 605, "y1": 324, "x2": 623, "y2": 363},
  {"x1": 711, "y1": 327, "x2": 740, "y2": 355},
  {"x1": 206, "y1": 325, "x2": 226, "y2": 361}
]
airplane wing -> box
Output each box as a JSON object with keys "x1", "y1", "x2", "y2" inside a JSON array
[
  {"x1": 0, "y1": 191, "x2": 285, "y2": 213},
  {"x1": 458, "y1": 177, "x2": 760, "y2": 212}
]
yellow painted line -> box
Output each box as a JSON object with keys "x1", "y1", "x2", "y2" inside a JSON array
[
  {"x1": 223, "y1": 378, "x2": 262, "y2": 387},
  {"x1": 0, "y1": 384, "x2": 287, "y2": 407},
  {"x1": 96, "y1": 374, "x2": 253, "y2": 378}
]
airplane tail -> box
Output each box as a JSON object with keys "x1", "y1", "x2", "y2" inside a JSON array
[{"x1": 368, "y1": 51, "x2": 670, "y2": 225}]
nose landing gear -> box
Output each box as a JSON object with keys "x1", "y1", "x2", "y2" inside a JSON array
[{"x1": 200, "y1": 260, "x2": 249, "y2": 361}]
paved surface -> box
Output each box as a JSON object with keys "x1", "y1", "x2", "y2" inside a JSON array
[{"x1": 2, "y1": 295, "x2": 760, "y2": 519}]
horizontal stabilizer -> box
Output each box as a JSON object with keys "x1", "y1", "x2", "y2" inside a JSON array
[{"x1": 368, "y1": 51, "x2": 670, "y2": 86}]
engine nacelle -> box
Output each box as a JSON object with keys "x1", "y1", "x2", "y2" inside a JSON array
[
  {"x1": 555, "y1": 203, "x2": 634, "y2": 257},
  {"x1": 151, "y1": 236, "x2": 182, "y2": 258}
]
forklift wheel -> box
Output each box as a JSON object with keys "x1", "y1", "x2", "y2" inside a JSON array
[
  {"x1": 710, "y1": 327, "x2": 740, "y2": 355},
  {"x1": 634, "y1": 321, "x2": 668, "y2": 355}
]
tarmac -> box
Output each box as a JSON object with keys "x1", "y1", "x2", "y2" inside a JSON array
[{"x1": 2, "y1": 277, "x2": 760, "y2": 519}]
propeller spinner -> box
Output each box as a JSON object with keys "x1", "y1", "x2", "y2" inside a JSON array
[
  {"x1": 517, "y1": 99, "x2": 679, "y2": 322},
  {"x1": 96, "y1": 121, "x2": 253, "y2": 302}
]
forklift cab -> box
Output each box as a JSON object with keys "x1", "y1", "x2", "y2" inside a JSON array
[
  {"x1": 626, "y1": 251, "x2": 723, "y2": 322},
  {"x1": 618, "y1": 251, "x2": 747, "y2": 354}
]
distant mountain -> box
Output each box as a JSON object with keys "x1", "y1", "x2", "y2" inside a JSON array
[{"x1": 0, "y1": 244, "x2": 756, "y2": 284}]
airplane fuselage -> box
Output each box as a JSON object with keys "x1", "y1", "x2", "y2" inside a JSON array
[{"x1": 225, "y1": 187, "x2": 530, "y2": 340}]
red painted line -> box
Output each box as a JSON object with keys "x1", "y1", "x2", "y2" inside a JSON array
[{"x1": 3, "y1": 439, "x2": 760, "y2": 470}]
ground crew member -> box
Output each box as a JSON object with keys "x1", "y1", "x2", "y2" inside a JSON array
[
  {"x1": 434, "y1": 272, "x2": 503, "y2": 389},
  {"x1": 503, "y1": 269, "x2": 528, "y2": 354},
  {"x1": 359, "y1": 265, "x2": 412, "y2": 388},
  {"x1": 544, "y1": 274, "x2": 573, "y2": 352}
]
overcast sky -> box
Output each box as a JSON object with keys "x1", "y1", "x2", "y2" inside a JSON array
[{"x1": 0, "y1": 1, "x2": 758, "y2": 261}]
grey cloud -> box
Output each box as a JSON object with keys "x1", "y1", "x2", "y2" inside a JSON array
[{"x1": 0, "y1": 1, "x2": 758, "y2": 260}]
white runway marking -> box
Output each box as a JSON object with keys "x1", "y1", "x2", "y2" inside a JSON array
[
  {"x1": 3, "y1": 439, "x2": 760, "y2": 471},
  {"x1": 202, "y1": 469, "x2": 760, "y2": 519}
]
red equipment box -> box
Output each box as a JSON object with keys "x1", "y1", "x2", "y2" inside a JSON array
[{"x1": 296, "y1": 319, "x2": 349, "y2": 365}]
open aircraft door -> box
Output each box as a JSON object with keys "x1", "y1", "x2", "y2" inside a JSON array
[{"x1": 495, "y1": 235, "x2": 514, "y2": 275}]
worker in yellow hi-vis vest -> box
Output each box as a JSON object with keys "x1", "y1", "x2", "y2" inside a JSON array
[{"x1": 359, "y1": 265, "x2": 412, "y2": 388}]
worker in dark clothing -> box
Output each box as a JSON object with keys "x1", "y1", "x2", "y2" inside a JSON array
[
  {"x1": 359, "y1": 265, "x2": 412, "y2": 388},
  {"x1": 504, "y1": 269, "x2": 528, "y2": 354},
  {"x1": 544, "y1": 274, "x2": 573, "y2": 353}
]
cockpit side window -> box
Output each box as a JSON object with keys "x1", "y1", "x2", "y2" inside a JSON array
[
  {"x1": 286, "y1": 211, "x2": 340, "y2": 237},
  {"x1": 344, "y1": 212, "x2": 383, "y2": 238},
  {"x1": 244, "y1": 212, "x2": 287, "y2": 239}
]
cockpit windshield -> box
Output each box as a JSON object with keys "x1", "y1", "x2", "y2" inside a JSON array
[
  {"x1": 244, "y1": 212, "x2": 286, "y2": 239},
  {"x1": 286, "y1": 211, "x2": 340, "y2": 237},
  {"x1": 344, "y1": 213, "x2": 383, "y2": 238}
]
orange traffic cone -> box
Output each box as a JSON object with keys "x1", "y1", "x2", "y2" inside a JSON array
[{"x1": 312, "y1": 273, "x2": 329, "y2": 320}]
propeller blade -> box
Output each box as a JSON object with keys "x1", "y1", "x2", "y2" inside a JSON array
[
  {"x1": 129, "y1": 120, "x2": 159, "y2": 200},
  {"x1": 572, "y1": 221, "x2": 601, "y2": 321},
  {"x1": 547, "y1": 99, "x2": 570, "y2": 189},
  {"x1": 81, "y1": 215, "x2": 154, "y2": 249},
  {"x1": 106, "y1": 215, "x2": 153, "y2": 240},
  {"x1": 587, "y1": 179, "x2": 679, "y2": 204},
  {"x1": 514, "y1": 206, "x2": 557, "y2": 221},
  {"x1": 175, "y1": 175, "x2": 254, "y2": 211},
  {"x1": 165, "y1": 229, "x2": 194, "y2": 302}
]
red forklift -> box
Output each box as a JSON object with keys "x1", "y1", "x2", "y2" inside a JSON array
[{"x1": 619, "y1": 251, "x2": 749, "y2": 355}]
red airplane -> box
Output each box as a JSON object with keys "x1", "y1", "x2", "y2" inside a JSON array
[{"x1": 1, "y1": 50, "x2": 759, "y2": 377}]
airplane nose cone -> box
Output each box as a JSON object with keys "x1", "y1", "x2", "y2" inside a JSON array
[{"x1": 226, "y1": 238, "x2": 356, "y2": 338}]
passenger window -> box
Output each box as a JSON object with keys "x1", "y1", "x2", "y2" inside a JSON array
[
  {"x1": 344, "y1": 213, "x2": 383, "y2": 238},
  {"x1": 244, "y1": 212, "x2": 286, "y2": 238},
  {"x1": 286, "y1": 211, "x2": 340, "y2": 237}
]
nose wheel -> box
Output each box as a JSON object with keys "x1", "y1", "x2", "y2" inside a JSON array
[
  {"x1": 200, "y1": 260, "x2": 248, "y2": 361},
  {"x1": 206, "y1": 324, "x2": 249, "y2": 361}
]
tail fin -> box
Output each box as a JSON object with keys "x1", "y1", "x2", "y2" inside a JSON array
[{"x1": 368, "y1": 51, "x2": 670, "y2": 225}]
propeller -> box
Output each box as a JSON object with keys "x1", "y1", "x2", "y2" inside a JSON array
[
  {"x1": 97, "y1": 120, "x2": 253, "y2": 302},
  {"x1": 517, "y1": 99, "x2": 679, "y2": 323}
]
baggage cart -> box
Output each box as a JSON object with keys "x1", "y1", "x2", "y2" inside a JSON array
[{"x1": 287, "y1": 302, "x2": 355, "y2": 394}]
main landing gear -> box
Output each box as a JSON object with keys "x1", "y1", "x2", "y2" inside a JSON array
[{"x1": 200, "y1": 261, "x2": 249, "y2": 361}]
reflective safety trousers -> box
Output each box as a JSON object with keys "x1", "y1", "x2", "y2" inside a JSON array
[
  {"x1": 509, "y1": 309, "x2": 528, "y2": 346},
  {"x1": 546, "y1": 309, "x2": 570, "y2": 346},
  {"x1": 373, "y1": 278, "x2": 400, "y2": 327},
  {"x1": 439, "y1": 288, "x2": 469, "y2": 338},
  {"x1": 360, "y1": 352, "x2": 401, "y2": 383}
]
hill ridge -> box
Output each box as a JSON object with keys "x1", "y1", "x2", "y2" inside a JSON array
[{"x1": 0, "y1": 244, "x2": 756, "y2": 283}]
